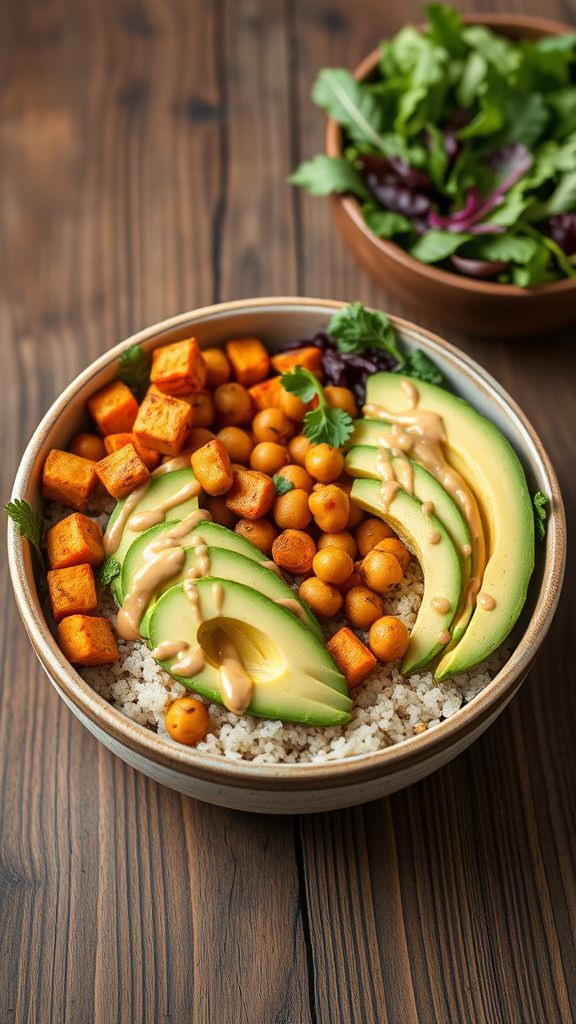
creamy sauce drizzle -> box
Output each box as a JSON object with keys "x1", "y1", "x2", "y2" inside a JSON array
[
  {"x1": 127, "y1": 479, "x2": 201, "y2": 533},
  {"x1": 155, "y1": 454, "x2": 195, "y2": 475},
  {"x1": 478, "y1": 592, "x2": 496, "y2": 611},
  {"x1": 212, "y1": 582, "x2": 225, "y2": 615},
  {"x1": 151, "y1": 639, "x2": 189, "y2": 661},
  {"x1": 421, "y1": 500, "x2": 442, "y2": 545},
  {"x1": 431, "y1": 597, "x2": 451, "y2": 614},
  {"x1": 184, "y1": 580, "x2": 202, "y2": 622},
  {"x1": 262, "y1": 559, "x2": 283, "y2": 578},
  {"x1": 104, "y1": 481, "x2": 151, "y2": 555},
  {"x1": 171, "y1": 645, "x2": 206, "y2": 677},
  {"x1": 464, "y1": 576, "x2": 481, "y2": 609},
  {"x1": 117, "y1": 546, "x2": 186, "y2": 640},
  {"x1": 438, "y1": 629, "x2": 451, "y2": 645},
  {"x1": 274, "y1": 596, "x2": 309, "y2": 625},
  {"x1": 215, "y1": 631, "x2": 253, "y2": 715}
]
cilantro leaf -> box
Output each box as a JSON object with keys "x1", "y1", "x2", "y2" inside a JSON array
[
  {"x1": 272, "y1": 475, "x2": 294, "y2": 496},
  {"x1": 280, "y1": 367, "x2": 353, "y2": 448},
  {"x1": 281, "y1": 367, "x2": 319, "y2": 404},
  {"x1": 533, "y1": 491, "x2": 549, "y2": 541},
  {"x1": 5, "y1": 499, "x2": 44, "y2": 566},
  {"x1": 98, "y1": 556, "x2": 121, "y2": 585},
  {"x1": 118, "y1": 344, "x2": 152, "y2": 400},
  {"x1": 288, "y1": 156, "x2": 370, "y2": 201},
  {"x1": 403, "y1": 349, "x2": 444, "y2": 385},
  {"x1": 327, "y1": 302, "x2": 405, "y2": 365}
]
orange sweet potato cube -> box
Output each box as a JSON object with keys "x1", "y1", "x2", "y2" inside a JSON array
[
  {"x1": 133, "y1": 392, "x2": 193, "y2": 456},
  {"x1": 46, "y1": 513, "x2": 104, "y2": 569},
  {"x1": 271, "y1": 347, "x2": 323, "y2": 378},
  {"x1": 58, "y1": 615, "x2": 118, "y2": 666},
  {"x1": 42, "y1": 450, "x2": 98, "y2": 510},
  {"x1": 47, "y1": 564, "x2": 98, "y2": 622},
  {"x1": 248, "y1": 376, "x2": 284, "y2": 412},
  {"x1": 225, "y1": 338, "x2": 270, "y2": 387},
  {"x1": 225, "y1": 469, "x2": 275, "y2": 520},
  {"x1": 96, "y1": 443, "x2": 150, "y2": 499},
  {"x1": 150, "y1": 338, "x2": 207, "y2": 395},
  {"x1": 327, "y1": 627, "x2": 377, "y2": 688},
  {"x1": 191, "y1": 439, "x2": 233, "y2": 496},
  {"x1": 87, "y1": 380, "x2": 139, "y2": 435},
  {"x1": 103, "y1": 432, "x2": 162, "y2": 470}
]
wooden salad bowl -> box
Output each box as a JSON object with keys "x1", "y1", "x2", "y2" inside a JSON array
[
  {"x1": 7, "y1": 298, "x2": 566, "y2": 813},
  {"x1": 326, "y1": 15, "x2": 576, "y2": 337}
]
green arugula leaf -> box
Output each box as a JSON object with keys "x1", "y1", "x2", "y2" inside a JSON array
[
  {"x1": 457, "y1": 52, "x2": 487, "y2": 109},
  {"x1": 5, "y1": 499, "x2": 44, "y2": 566},
  {"x1": 533, "y1": 491, "x2": 549, "y2": 541},
  {"x1": 462, "y1": 25, "x2": 521, "y2": 76},
  {"x1": 327, "y1": 302, "x2": 405, "y2": 365},
  {"x1": 288, "y1": 156, "x2": 370, "y2": 200},
  {"x1": 280, "y1": 367, "x2": 353, "y2": 448},
  {"x1": 118, "y1": 345, "x2": 152, "y2": 400},
  {"x1": 311, "y1": 69, "x2": 386, "y2": 151},
  {"x1": 424, "y1": 123, "x2": 449, "y2": 189},
  {"x1": 503, "y1": 93, "x2": 549, "y2": 148},
  {"x1": 410, "y1": 230, "x2": 471, "y2": 263},
  {"x1": 548, "y1": 88, "x2": 576, "y2": 140},
  {"x1": 98, "y1": 556, "x2": 121, "y2": 585},
  {"x1": 512, "y1": 243, "x2": 554, "y2": 288},
  {"x1": 426, "y1": 4, "x2": 466, "y2": 57},
  {"x1": 460, "y1": 235, "x2": 537, "y2": 265},
  {"x1": 362, "y1": 204, "x2": 412, "y2": 238},
  {"x1": 531, "y1": 172, "x2": 576, "y2": 219},
  {"x1": 403, "y1": 350, "x2": 444, "y2": 385}
]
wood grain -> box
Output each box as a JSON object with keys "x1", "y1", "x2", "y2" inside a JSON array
[{"x1": 0, "y1": 0, "x2": 574, "y2": 1021}]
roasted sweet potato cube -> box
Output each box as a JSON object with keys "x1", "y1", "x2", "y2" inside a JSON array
[
  {"x1": 58, "y1": 615, "x2": 118, "y2": 666},
  {"x1": 271, "y1": 347, "x2": 323, "y2": 378},
  {"x1": 48, "y1": 564, "x2": 98, "y2": 622},
  {"x1": 248, "y1": 376, "x2": 284, "y2": 412},
  {"x1": 191, "y1": 439, "x2": 233, "y2": 496},
  {"x1": 327, "y1": 627, "x2": 376, "y2": 688},
  {"x1": 103, "y1": 432, "x2": 162, "y2": 470},
  {"x1": 42, "y1": 450, "x2": 98, "y2": 510},
  {"x1": 225, "y1": 469, "x2": 275, "y2": 520},
  {"x1": 150, "y1": 338, "x2": 207, "y2": 395},
  {"x1": 87, "y1": 380, "x2": 139, "y2": 435},
  {"x1": 96, "y1": 443, "x2": 150, "y2": 499},
  {"x1": 225, "y1": 338, "x2": 270, "y2": 387},
  {"x1": 46, "y1": 513, "x2": 104, "y2": 569},
  {"x1": 133, "y1": 392, "x2": 192, "y2": 456}
]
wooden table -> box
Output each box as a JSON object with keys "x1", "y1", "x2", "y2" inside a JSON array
[{"x1": 1, "y1": 1, "x2": 574, "y2": 1020}]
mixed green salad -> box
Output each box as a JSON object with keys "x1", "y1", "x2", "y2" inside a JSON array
[{"x1": 290, "y1": 5, "x2": 576, "y2": 286}]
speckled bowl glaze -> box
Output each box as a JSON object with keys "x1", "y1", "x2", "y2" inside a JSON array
[
  {"x1": 326, "y1": 15, "x2": 576, "y2": 337},
  {"x1": 8, "y1": 298, "x2": 565, "y2": 813}
]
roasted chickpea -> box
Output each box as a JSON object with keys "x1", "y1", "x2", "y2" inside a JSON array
[
  {"x1": 334, "y1": 474, "x2": 365, "y2": 530},
  {"x1": 317, "y1": 530, "x2": 357, "y2": 559},
  {"x1": 188, "y1": 391, "x2": 215, "y2": 428},
  {"x1": 305, "y1": 443, "x2": 345, "y2": 484},
  {"x1": 217, "y1": 426, "x2": 253, "y2": 464},
  {"x1": 273, "y1": 488, "x2": 312, "y2": 531},
  {"x1": 374, "y1": 537, "x2": 411, "y2": 573},
  {"x1": 235, "y1": 517, "x2": 278, "y2": 555},
  {"x1": 250, "y1": 442, "x2": 289, "y2": 475},
  {"x1": 309, "y1": 485, "x2": 349, "y2": 533},
  {"x1": 360, "y1": 550, "x2": 403, "y2": 594},
  {"x1": 312, "y1": 547, "x2": 353, "y2": 585},
  {"x1": 280, "y1": 390, "x2": 308, "y2": 421},
  {"x1": 252, "y1": 407, "x2": 294, "y2": 445},
  {"x1": 165, "y1": 696, "x2": 211, "y2": 746},
  {"x1": 299, "y1": 577, "x2": 343, "y2": 618},
  {"x1": 368, "y1": 616, "x2": 410, "y2": 662},
  {"x1": 272, "y1": 529, "x2": 316, "y2": 574},
  {"x1": 344, "y1": 586, "x2": 385, "y2": 630},
  {"x1": 288, "y1": 434, "x2": 312, "y2": 466},
  {"x1": 69, "y1": 433, "x2": 106, "y2": 462},
  {"x1": 325, "y1": 386, "x2": 358, "y2": 419},
  {"x1": 203, "y1": 348, "x2": 231, "y2": 389},
  {"x1": 214, "y1": 382, "x2": 253, "y2": 426},
  {"x1": 274, "y1": 463, "x2": 314, "y2": 494},
  {"x1": 203, "y1": 495, "x2": 237, "y2": 529},
  {"x1": 355, "y1": 518, "x2": 396, "y2": 557},
  {"x1": 186, "y1": 428, "x2": 217, "y2": 453}
]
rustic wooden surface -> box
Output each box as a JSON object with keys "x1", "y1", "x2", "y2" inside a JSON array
[{"x1": 1, "y1": 0, "x2": 574, "y2": 1020}]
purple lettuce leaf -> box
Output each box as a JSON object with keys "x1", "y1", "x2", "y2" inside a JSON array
[
  {"x1": 428, "y1": 143, "x2": 533, "y2": 234},
  {"x1": 542, "y1": 214, "x2": 576, "y2": 256},
  {"x1": 357, "y1": 155, "x2": 435, "y2": 218}
]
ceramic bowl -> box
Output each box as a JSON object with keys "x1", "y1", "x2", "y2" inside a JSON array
[
  {"x1": 8, "y1": 298, "x2": 565, "y2": 813},
  {"x1": 326, "y1": 15, "x2": 576, "y2": 337}
]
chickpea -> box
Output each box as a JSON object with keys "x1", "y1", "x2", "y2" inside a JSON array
[
  {"x1": 165, "y1": 696, "x2": 211, "y2": 746},
  {"x1": 272, "y1": 529, "x2": 316, "y2": 575},
  {"x1": 252, "y1": 407, "x2": 294, "y2": 445},
  {"x1": 368, "y1": 616, "x2": 410, "y2": 662},
  {"x1": 214, "y1": 382, "x2": 253, "y2": 426},
  {"x1": 250, "y1": 442, "x2": 289, "y2": 475},
  {"x1": 312, "y1": 547, "x2": 353, "y2": 585},
  {"x1": 70, "y1": 433, "x2": 106, "y2": 462},
  {"x1": 309, "y1": 485, "x2": 349, "y2": 533},
  {"x1": 235, "y1": 517, "x2": 278, "y2": 555},
  {"x1": 344, "y1": 586, "x2": 385, "y2": 630},
  {"x1": 203, "y1": 495, "x2": 237, "y2": 529},
  {"x1": 355, "y1": 518, "x2": 396, "y2": 557},
  {"x1": 203, "y1": 348, "x2": 231, "y2": 389},
  {"x1": 317, "y1": 530, "x2": 357, "y2": 559},
  {"x1": 280, "y1": 389, "x2": 308, "y2": 421},
  {"x1": 186, "y1": 428, "x2": 216, "y2": 453},
  {"x1": 275, "y1": 463, "x2": 314, "y2": 494},
  {"x1": 299, "y1": 577, "x2": 343, "y2": 618},
  {"x1": 273, "y1": 488, "x2": 312, "y2": 530},
  {"x1": 188, "y1": 391, "x2": 215, "y2": 428},
  {"x1": 360, "y1": 550, "x2": 403, "y2": 594},
  {"x1": 288, "y1": 434, "x2": 312, "y2": 466},
  {"x1": 325, "y1": 386, "x2": 358, "y2": 419},
  {"x1": 217, "y1": 426, "x2": 253, "y2": 464},
  {"x1": 305, "y1": 443, "x2": 345, "y2": 484},
  {"x1": 374, "y1": 537, "x2": 411, "y2": 573}
]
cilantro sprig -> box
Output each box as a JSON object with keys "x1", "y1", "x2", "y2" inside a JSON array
[
  {"x1": 533, "y1": 491, "x2": 549, "y2": 541},
  {"x1": 118, "y1": 344, "x2": 152, "y2": 400},
  {"x1": 281, "y1": 368, "x2": 354, "y2": 448},
  {"x1": 327, "y1": 302, "x2": 405, "y2": 365},
  {"x1": 5, "y1": 499, "x2": 45, "y2": 566},
  {"x1": 272, "y1": 475, "x2": 294, "y2": 496},
  {"x1": 98, "y1": 556, "x2": 121, "y2": 585}
]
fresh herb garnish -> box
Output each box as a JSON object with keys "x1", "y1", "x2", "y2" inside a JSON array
[
  {"x1": 533, "y1": 491, "x2": 549, "y2": 541},
  {"x1": 403, "y1": 349, "x2": 444, "y2": 385},
  {"x1": 98, "y1": 556, "x2": 121, "y2": 585},
  {"x1": 118, "y1": 344, "x2": 152, "y2": 400},
  {"x1": 281, "y1": 367, "x2": 354, "y2": 448},
  {"x1": 272, "y1": 475, "x2": 294, "y2": 496},
  {"x1": 326, "y1": 302, "x2": 405, "y2": 365},
  {"x1": 5, "y1": 499, "x2": 44, "y2": 566}
]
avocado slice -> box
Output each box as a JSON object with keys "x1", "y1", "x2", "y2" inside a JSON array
[
  {"x1": 351, "y1": 478, "x2": 461, "y2": 674},
  {"x1": 136, "y1": 546, "x2": 322, "y2": 642},
  {"x1": 149, "y1": 578, "x2": 352, "y2": 726},
  {"x1": 104, "y1": 468, "x2": 199, "y2": 603},
  {"x1": 364, "y1": 373, "x2": 534, "y2": 679}
]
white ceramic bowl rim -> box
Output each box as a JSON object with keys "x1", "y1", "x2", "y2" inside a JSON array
[{"x1": 7, "y1": 297, "x2": 566, "y2": 792}]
